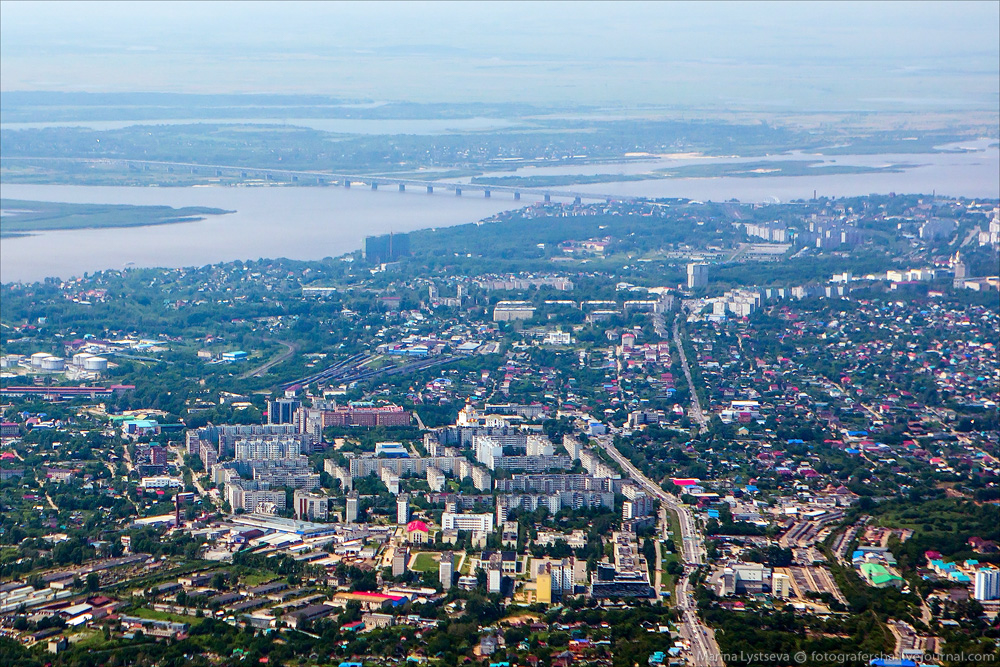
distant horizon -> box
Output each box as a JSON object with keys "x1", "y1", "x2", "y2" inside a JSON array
[{"x1": 2, "y1": 1, "x2": 997, "y2": 112}]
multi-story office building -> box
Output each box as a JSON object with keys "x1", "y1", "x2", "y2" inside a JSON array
[
  {"x1": 442, "y1": 512, "x2": 494, "y2": 533},
  {"x1": 363, "y1": 232, "x2": 410, "y2": 264},
  {"x1": 293, "y1": 490, "x2": 328, "y2": 521},
  {"x1": 267, "y1": 399, "x2": 301, "y2": 425}
]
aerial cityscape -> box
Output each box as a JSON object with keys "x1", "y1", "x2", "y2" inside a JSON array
[{"x1": 0, "y1": 3, "x2": 998, "y2": 667}]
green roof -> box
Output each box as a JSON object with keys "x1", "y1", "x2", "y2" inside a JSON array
[{"x1": 860, "y1": 562, "x2": 903, "y2": 584}]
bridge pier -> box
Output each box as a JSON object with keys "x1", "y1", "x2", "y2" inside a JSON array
[
  {"x1": 216, "y1": 169, "x2": 223, "y2": 176},
  {"x1": 455, "y1": 187, "x2": 462, "y2": 196},
  {"x1": 427, "y1": 185, "x2": 434, "y2": 194},
  {"x1": 371, "y1": 182, "x2": 378, "y2": 190},
  {"x1": 574, "y1": 196, "x2": 581, "y2": 204},
  {"x1": 241, "y1": 171, "x2": 248, "y2": 178},
  {"x1": 399, "y1": 184, "x2": 406, "y2": 192},
  {"x1": 344, "y1": 180, "x2": 350, "y2": 188},
  {"x1": 544, "y1": 194, "x2": 551, "y2": 203},
  {"x1": 484, "y1": 190, "x2": 490, "y2": 198},
  {"x1": 514, "y1": 192, "x2": 520, "y2": 200}
]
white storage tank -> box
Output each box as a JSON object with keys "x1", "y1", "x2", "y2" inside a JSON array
[
  {"x1": 72, "y1": 352, "x2": 95, "y2": 367},
  {"x1": 31, "y1": 352, "x2": 51, "y2": 367},
  {"x1": 1, "y1": 355, "x2": 24, "y2": 368},
  {"x1": 40, "y1": 356, "x2": 65, "y2": 371},
  {"x1": 83, "y1": 357, "x2": 108, "y2": 372}
]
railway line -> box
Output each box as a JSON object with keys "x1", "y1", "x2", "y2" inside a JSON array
[{"x1": 282, "y1": 353, "x2": 459, "y2": 391}]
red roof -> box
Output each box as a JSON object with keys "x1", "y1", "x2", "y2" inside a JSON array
[{"x1": 407, "y1": 520, "x2": 429, "y2": 533}]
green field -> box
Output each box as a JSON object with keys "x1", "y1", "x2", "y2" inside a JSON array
[
  {"x1": 0, "y1": 199, "x2": 233, "y2": 237},
  {"x1": 410, "y1": 552, "x2": 441, "y2": 573},
  {"x1": 239, "y1": 573, "x2": 279, "y2": 587},
  {"x1": 468, "y1": 159, "x2": 912, "y2": 189},
  {"x1": 129, "y1": 607, "x2": 204, "y2": 624},
  {"x1": 655, "y1": 159, "x2": 911, "y2": 179}
]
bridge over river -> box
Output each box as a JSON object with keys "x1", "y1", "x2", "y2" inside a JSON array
[{"x1": 3, "y1": 156, "x2": 639, "y2": 204}]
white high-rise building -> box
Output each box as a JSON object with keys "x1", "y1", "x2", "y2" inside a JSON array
[
  {"x1": 526, "y1": 436, "x2": 554, "y2": 457},
  {"x1": 345, "y1": 492, "x2": 359, "y2": 523},
  {"x1": 427, "y1": 466, "x2": 445, "y2": 492},
  {"x1": 397, "y1": 494, "x2": 410, "y2": 524},
  {"x1": 974, "y1": 568, "x2": 1000, "y2": 601},
  {"x1": 687, "y1": 263, "x2": 708, "y2": 289},
  {"x1": 439, "y1": 552, "x2": 454, "y2": 590},
  {"x1": 475, "y1": 436, "x2": 503, "y2": 469}
]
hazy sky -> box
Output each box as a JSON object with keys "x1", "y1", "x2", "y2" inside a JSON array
[{"x1": 2, "y1": 1, "x2": 998, "y2": 110}]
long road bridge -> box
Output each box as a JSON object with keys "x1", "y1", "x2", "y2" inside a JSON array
[{"x1": 3, "y1": 156, "x2": 639, "y2": 204}]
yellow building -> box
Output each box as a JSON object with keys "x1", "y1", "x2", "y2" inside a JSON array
[
  {"x1": 535, "y1": 562, "x2": 552, "y2": 605},
  {"x1": 772, "y1": 572, "x2": 791, "y2": 598}
]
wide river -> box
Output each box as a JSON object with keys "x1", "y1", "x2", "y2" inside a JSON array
[{"x1": 1, "y1": 140, "x2": 997, "y2": 283}]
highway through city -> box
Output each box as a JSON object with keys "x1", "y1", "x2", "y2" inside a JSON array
[
  {"x1": 673, "y1": 319, "x2": 709, "y2": 433},
  {"x1": 595, "y1": 435, "x2": 724, "y2": 666},
  {"x1": 238, "y1": 340, "x2": 297, "y2": 380}
]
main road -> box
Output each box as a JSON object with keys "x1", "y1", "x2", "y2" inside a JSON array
[
  {"x1": 673, "y1": 319, "x2": 709, "y2": 433},
  {"x1": 595, "y1": 434, "x2": 723, "y2": 666}
]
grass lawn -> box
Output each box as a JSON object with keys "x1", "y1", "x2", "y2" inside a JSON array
[
  {"x1": 666, "y1": 508, "x2": 684, "y2": 553},
  {"x1": 68, "y1": 629, "x2": 112, "y2": 650},
  {"x1": 410, "y1": 552, "x2": 441, "y2": 572},
  {"x1": 661, "y1": 552, "x2": 682, "y2": 601},
  {"x1": 240, "y1": 573, "x2": 279, "y2": 587},
  {"x1": 130, "y1": 606, "x2": 204, "y2": 624}
]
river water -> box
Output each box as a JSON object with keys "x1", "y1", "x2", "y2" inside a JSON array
[
  {"x1": 1, "y1": 140, "x2": 997, "y2": 283},
  {"x1": 0, "y1": 184, "x2": 527, "y2": 283}
]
